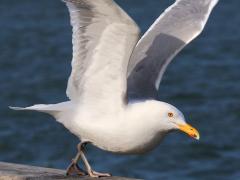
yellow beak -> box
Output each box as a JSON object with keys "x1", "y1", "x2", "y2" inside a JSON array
[{"x1": 178, "y1": 123, "x2": 200, "y2": 140}]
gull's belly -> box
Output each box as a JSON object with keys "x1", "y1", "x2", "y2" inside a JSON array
[
  {"x1": 76, "y1": 120, "x2": 167, "y2": 154},
  {"x1": 92, "y1": 130, "x2": 166, "y2": 154}
]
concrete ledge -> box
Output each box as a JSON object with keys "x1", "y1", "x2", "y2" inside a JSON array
[{"x1": 0, "y1": 162, "x2": 140, "y2": 180}]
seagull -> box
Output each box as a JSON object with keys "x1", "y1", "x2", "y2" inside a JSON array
[{"x1": 10, "y1": 0, "x2": 218, "y2": 178}]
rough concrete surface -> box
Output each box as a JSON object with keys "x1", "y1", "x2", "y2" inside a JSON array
[{"x1": 0, "y1": 162, "x2": 141, "y2": 180}]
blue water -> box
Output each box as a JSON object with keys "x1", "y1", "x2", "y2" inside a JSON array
[{"x1": 0, "y1": 0, "x2": 240, "y2": 179}]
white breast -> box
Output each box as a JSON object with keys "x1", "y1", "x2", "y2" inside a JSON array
[{"x1": 66, "y1": 106, "x2": 167, "y2": 154}]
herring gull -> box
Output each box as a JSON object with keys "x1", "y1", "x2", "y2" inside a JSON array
[{"x1": 10, "y1": 0, "x2": 218, "y2": 177}]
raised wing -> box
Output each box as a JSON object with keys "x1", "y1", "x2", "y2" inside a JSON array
[
  {"x1": 63, "y1": 0, "x2": 140, "y2": 108},
  {"x1": 127, "y1": 0, "x2": 218, "y2": 99}
]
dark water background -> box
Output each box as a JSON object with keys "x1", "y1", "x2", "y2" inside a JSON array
[{"x1": 0, "y1": 0, "x2": 239, "y2": 179}]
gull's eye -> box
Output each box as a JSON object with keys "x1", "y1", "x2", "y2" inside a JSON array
[{"x1": 168, "y1": 112, "x2": 174, "y2": 118}]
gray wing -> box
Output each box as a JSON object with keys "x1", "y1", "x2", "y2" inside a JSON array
[
  {"x1": 63, "y1": 0, "x2": 140, "y2": 102},
  {"x1": 127, "y1": 0, "x2": 218, "y2": 99}
]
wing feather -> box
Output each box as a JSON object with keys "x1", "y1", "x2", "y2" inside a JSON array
[
  {"x1": 63, "y1": 0, "x2": 140, "y2": 107},
  {"x1": 127, "y1": 0, "x2": 218, "y2": 99}
]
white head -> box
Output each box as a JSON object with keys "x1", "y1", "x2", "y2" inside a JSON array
[{"x1": 130, "y1": 100, "x2": 200, "y2": 140}]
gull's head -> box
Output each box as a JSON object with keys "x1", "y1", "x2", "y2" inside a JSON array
[{"x1": 141, "y1": 100, "x2": 200, "y2": 140}]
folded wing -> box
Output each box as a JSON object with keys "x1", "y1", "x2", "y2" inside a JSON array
[
  {"x1": 64, "y1": 0, "x2": 140, "y2": 109},
  {"x1": 127, "y1": 0, "x2": 218, "y2": 99}
]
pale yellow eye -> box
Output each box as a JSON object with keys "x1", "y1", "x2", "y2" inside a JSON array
[{"x1": 168, "y1": 112, "x2": 174, "y2": 118}]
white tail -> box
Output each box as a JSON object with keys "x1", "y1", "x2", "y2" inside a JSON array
[{"x1": 9, "y1": 101, "x2": 73, "y2": 117}]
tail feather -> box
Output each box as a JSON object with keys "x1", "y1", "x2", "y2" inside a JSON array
[
  {"x1": 9, "y1": 105, "x2": 50, "y2": 111},
  {"x1": 9, "y1": 106, "x2": 27, "y2": 111},
  {"x1": 9, "y1": 101, "x2": 72, "y2": 117}
]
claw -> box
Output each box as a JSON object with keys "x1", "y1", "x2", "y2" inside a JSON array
[
  {"x1": 88, "y1": 170, "x2": 112, "y2": 178},
  {"x1": 66, "y1": 161, "x2": 87, "y2": 176}
]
